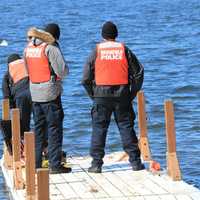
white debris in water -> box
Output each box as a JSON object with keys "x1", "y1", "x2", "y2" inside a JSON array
[{"x1": 0, "y1": 40, "x2": 8, "y2": 46}]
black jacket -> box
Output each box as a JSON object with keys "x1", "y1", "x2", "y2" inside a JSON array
[
  {"x1": 82, "y1": 43, "x2": 144, "y2": 100},
  {"x1": 2, "y1": 70, "x2": 30, "y2": 108}
]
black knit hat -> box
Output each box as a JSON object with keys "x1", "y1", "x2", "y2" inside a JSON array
[
  {"x1": 44, "y1": 23, "x2": 60, "y2": 40},
  {"x1": 7, "y1": 54, "x2": 21, "y2": 64},
  {"x1": 101, "y1": 21, "x2": 118, "y2": 39}
]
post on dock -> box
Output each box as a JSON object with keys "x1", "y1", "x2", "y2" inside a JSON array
[
  {"x1": 24, "y1": 132, "x2": 36, "y2": 200},
  {"x1": 37, "y1": 169, "x2": 49, "y2": 200},
  {"x1": 11, "y1": 108, "x2": 24, "y2": 189},
  {"x1": 2, "y1": 99, "x2": 10, "y2": 120},
  {"x1": 164, "y1": 100, "x2": 181, "y2": 181},
  {"x1": 137, "y1": 91, "x2": 151, "y2": 161},
  {"x1": 2, "y1": 99, "x2": 13, "y2": 169}
]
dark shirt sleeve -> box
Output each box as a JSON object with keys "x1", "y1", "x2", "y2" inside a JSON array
[
  {"x1": 2, "y1": 71, "x2": 11, "y2": 98},
  {"x1": 125, "y1": 46, "x2": 144, "y2": 100},
  {"x1": 2, "y1": 71, "x2": 15, "y2": 108},
  {"x1": 81, "y1": 48, "x2": 97, "y2": 98}
]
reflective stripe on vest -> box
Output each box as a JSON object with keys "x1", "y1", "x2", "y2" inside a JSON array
[
  {"x1": 9, "y1": 59, "x2": 28, "y2": 84},
  {"x1": 25, "y1": 42, "x2": 51, "y2": 83},
  {"x1": 95, "y1": 41, "x2": 128, "y2": 85}
]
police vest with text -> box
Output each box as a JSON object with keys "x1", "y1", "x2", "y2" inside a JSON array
[
  {"x1": 25, "y1": 42, "x2": 59, "y2": 83},
  {"x1": 95, "y1": 41, "x2": 128, "y2": 86},
  {"x1": 9, "y1": 59, "x2": 28, "y2": 84}
]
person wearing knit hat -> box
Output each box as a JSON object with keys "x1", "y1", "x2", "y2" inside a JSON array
[
  {"x1": 2, "y1": 53, "x2": 32, "y2": 143},
  {"x1": 82, "y1": 21, "x2": 144, "y2": 173},
  {"x1": 44, "y1": 23, "x2": 60, "y2": 40},
  {"x1": 101, "y1": 21, "x2": 118, "y2": 40},
  {"x1": 24, "y1": 23, "x2": 71, "y2": 174},
  {"x1": 7, "y1": 53, "x2": 21, "y2": 64}
]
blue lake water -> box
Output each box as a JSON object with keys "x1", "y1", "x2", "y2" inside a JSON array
[{"x1": 0, "y1": 0, "x2": 200, "y2": 198}]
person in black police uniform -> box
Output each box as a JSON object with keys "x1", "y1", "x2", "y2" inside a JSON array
[
  {"x1": 2, "y1": 54, "x2": 32, "y2": 139},
  {"x1": 82, "y1": 21, "x2": 145, "y2": 173}
]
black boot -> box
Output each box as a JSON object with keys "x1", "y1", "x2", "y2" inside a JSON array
[
  {"x1": 88, "y1": 165, "x2": 102, "y2": 173},
  {"x1": 132, "y1": 161, "x2": 145, "y2": 171},
  {"x1": 50, "y1": 164, "x2": 72, "y2": 174}
]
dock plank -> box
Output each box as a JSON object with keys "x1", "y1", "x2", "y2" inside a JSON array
[
  {"x1": 69, "y1": 154, "x2": 125, "y2": 198},
  {"x1": 50, "y1": 184, "x2": 62, "y2": 196},
  {"x1": 56, "y1": 183, "x2": 77, "y2": 199},
  {"x1": 190, "y1": 192, "x2": 200, "y2": 200},
  {"x1": 128, "y1": 196, "x2": 145, "y2": 200},
  {"x1": 61, "y1": 171, "x2": 84, "y2": 183},
  {"x1": 1, "y1": 152, "x2": 200, "y2": 200},
  {"x1": 141, "y1": 176, "x2": 168, "y2": 195},
  {"x1": 50, "y1": 194, "x2": 66, "y2": 200},
  {"x1": 102, "y1": 171, "x2": 136, "y2": 196},
  {"x1": 159, "y1": 194, "x2": 176, "y2": 200},
  {"x1": 146, "y1": 172, "x2": 199, "y2": 195},
  {"x1": 93, "y1": 198, "x2": 129, "y2": 200},
  {"x1": 50, "y1": 174, "x2": 66, "y2": 184},
  {"x1": 90, "y1": 173, "x2": 124, "y2": 197},
  {"x1": 175, "y1": 194, "x2": 193, "y2": 200},
  {"x1": 113, "y1": 170, "x2": 153, "y2": 195},
  {"x1": 143, "y1": 196, "x2": 161, "y2": 200},
  {"x1": 69, "y1": 181, "x2": 95, "y2": 199},
  {"x1": 72, "y1": 171, "x2": 109, "y2": 198}
]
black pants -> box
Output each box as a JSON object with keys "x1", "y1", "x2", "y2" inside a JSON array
[
  {"x1": 90, "y1": 98, "x2": 141, "y2": 166},
  {"x1": 32, "y1": 96, "x2": 64, "y2": 169},
  {"x1": 15, "y1": 89, "x2": 32, "y2": 138}
]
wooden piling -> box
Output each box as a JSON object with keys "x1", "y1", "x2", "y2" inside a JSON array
[
  {"x1": 24, "y1": 132, "x2": 36, "y2": 200},
  {"x1": 164, "y1": 100, "x2": 181, "y2": 181},
  {"x1": 2, "y1": 99, "x2": 13, "y2": 169},
  {"x1": 2, "y1": 99, "x2": 10, "y2": 120},
  {"x1": 12, "y1": 109, "x2": 21, "y2": 162},
  {"x1": 3, "y1": 146, "x2": 13, "y2": 169},
  {"x1": 37, "y1": 169, "x2": 49, "y2": 200},
  {"x1": 11, "y1": 108, "x2": 24, "y2": 189},
  {"x1": 137, "y1": 91, "x2": 151, "y2": 161}
]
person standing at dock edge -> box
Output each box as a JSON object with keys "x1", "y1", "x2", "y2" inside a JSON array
[
  {"x1": 2, "y1": 54, "x2": 32, "y2": 139},
  {"x1": 24, "y1": 23, "x2": 71, "y2": 174},
  {"x1": 82, "y1": 21, "x2": 145, "y2": 173}
]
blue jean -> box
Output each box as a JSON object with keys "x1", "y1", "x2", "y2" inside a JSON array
[
  {"x1": 90, "y1": 98, "x2": 141, "y2": 166},
  {"x1": 32, "y1": 96, "x2": 64, "y2": 169}
]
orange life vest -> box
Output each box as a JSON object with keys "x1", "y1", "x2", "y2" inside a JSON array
[
  {"x1": 95, "y1": 41, "x2": 128, "y2": 85},
  {"x1": 25, "y1": 42, "x2": 51, "y2": 83},
  {"x1": 8, "y1": 59, "x2": 28, "y2": 84}
]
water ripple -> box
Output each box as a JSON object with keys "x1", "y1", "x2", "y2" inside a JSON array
[{"x1": 0, "y1": 0, "x2": 200, "y2": 198}]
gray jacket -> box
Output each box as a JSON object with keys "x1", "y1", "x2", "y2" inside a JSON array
[{"x1": 25, "y1": 39, "x2": 69, "y2": 102}]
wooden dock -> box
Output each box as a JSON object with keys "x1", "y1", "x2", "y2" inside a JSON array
[
  {"x1": 1, "y1": 91, "x2": 200, "y2": 200},
  {"x1": 1, "y1": 151, "x2": 200, "y2": 200}
]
